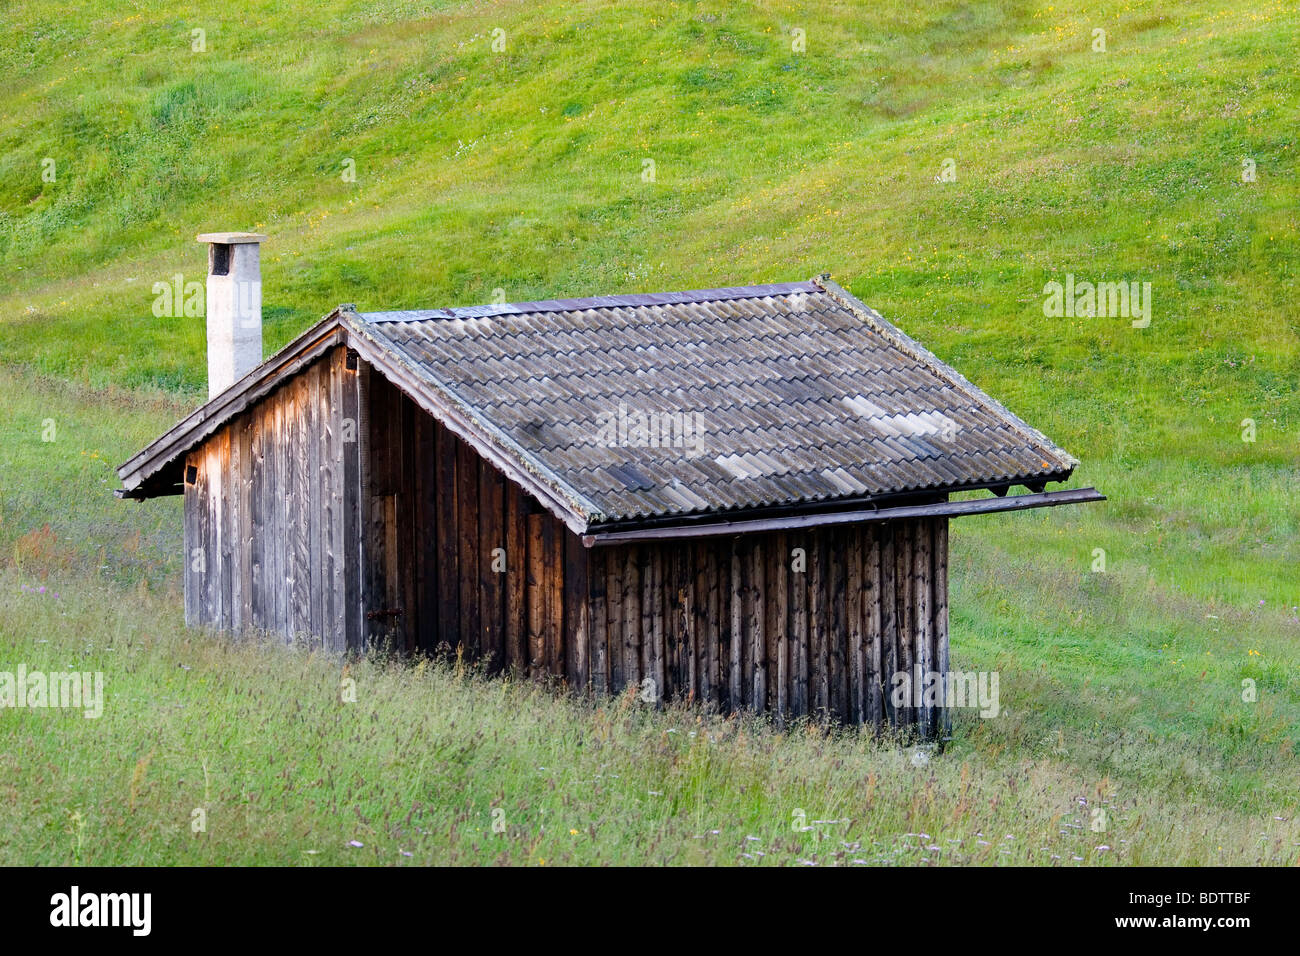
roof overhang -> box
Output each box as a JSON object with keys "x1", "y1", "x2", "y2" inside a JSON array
[
  {"x1": 116, "y1": 314, "x2": 347, "y2": 500},
  {"x1": 118, "y1": 282, "x2": 1094, "y2": 542},
  {"x1": 580, "y1": 487, "x2": 1105, "y2": 547},
  {"x1": 115, "y1": 307, "x2": 603, "y2": 535}
]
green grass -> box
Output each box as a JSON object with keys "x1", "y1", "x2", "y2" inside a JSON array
[{"x1": 0, "y1": 0, "x2": 1297, "y2": 864}]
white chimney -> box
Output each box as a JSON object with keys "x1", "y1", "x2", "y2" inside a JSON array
[{"x1": 197, "y1": 231, "x2": 266, "y2": 398}]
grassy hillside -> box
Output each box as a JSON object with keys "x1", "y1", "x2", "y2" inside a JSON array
[{"x1": 0, "y1": 0, "x2": 1296, "y2": 864}]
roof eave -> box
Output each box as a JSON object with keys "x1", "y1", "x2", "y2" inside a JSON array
[
  {"x1": 116, "y1": 310, "x2": 351, "y2": 496},
  {"x1": 582, "y1": 486, "x2": 1105, "y2": 547},
  {"x1": 114, "y1": 306, "x2": 599, "y2": 536}
]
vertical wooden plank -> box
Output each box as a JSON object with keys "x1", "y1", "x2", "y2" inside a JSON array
[
  {"x1": 810, "y1": 531, "x2": 829, "y2": 718},
  {"x1": 728, "y1": 540, "x2": 743, "y2": 712},
  {"x1": 676, "y1": 541, "x2": 696, "y2": 707},
  {"x1": 227, "y1": 419, "x2": 243, "y2": 632},
  {"x1": 317, "y1": 363, "x2": 332, "y2": 644},
  {"x1": 182, "y1": 453, "x2": 199, "y2": 627},
  {"x1": 277, "y1": 384, "x2": 291, "y2": 640},
  {"x1": 690, "y1": 541, "x2": 709, "y2": 708},
  {"x1": 588, "y1": 546, "x2": 609, "y2": 695},
  {"x1": 620, "y1": 545, "x2": 639, "y2": 693},
  {"x1": 240, "y1": 412, "x2": 254, "y2": 636},
  {"x1": 749, "y1": 538, "x2": 766, "y2": 713},
  {"x1": 435, "y1": 423, "x2": 460, "y2": 653},
  {"x1": 526, "y1": 512, "x2": 545, "y2": 677},
  {"x1": 879, "y1": 521, "x2": 897, "y2": 730},
  {"x1": 412, "y1": 404, "x2": 437, "y2": 654},
  {"x1": 790, "y1": 533, "x2": 808, "y2": 718},
  {"x1": 321, "y1": 350, "x2": 341, "y2": 652},
  {"x1": 210, "y1": 434, "x2": 227, "y2": 630},
  {"x1": 933, "y1": 518, "x2": 951, "y2": 740},
  {"x1": 546, "y1": 515, "x2": 565, "y2": 678},
  {"x1": 456, "y1": 440, "x2": 480, "y2": 659},
  {"x1": 292, "y1": 376, "x2": 313, "y2": 644},
  {"x1": 478, "y1": 462, "x2": 505, "y2": 672},
  {"x1": 195, "y1": 446, "x2": 212, "y2": 626},
  {"x1": 398, "y1": 392, "x2": 418, "y2": 654},
  {"x1": 249, "y1": 402, "x2": 266, "y2": 633},
  {"x1": 670, "y1": 545, "x2": 690, "y2": 704},
  {"x1": 278, "y1": 379, "x2": 295, "y2": 641},
  {"x1": 203, "y1": 434, "x2": 218, "y2": 629},
  {"x1": 705, "y1": 541, "x2": 722, "y2": 711},
  {"x1": 763, "y1": 534, "x2": 781, "y2": 717},
  {"x1": 651, "y1": 547, "x2": 666, "y2": 707},
  {"x1": 770, "y1": 533, "x2": 788, "y2": 722},
  {"x1": 847, "y1": 526, "x2": 864, "y2": 725},
  {"x1": 205, "y1": 434, "x2": 218, "y2": 630},
  {"x1": 914, "y1": 515, "x2": 933, "y2": 739},
  {"x1": 383, "y1": 493, "x2": 399, "y2": 647},
  {"x1": 342, "y1": 354, "x2": 363, "y2": 651},
  {"x1": 829, "y1": 527, "x2": 848, "y2": 722},
  {"x1": 641, "y1": 545, "x2": 657, "y2": 700},
  {"x1": 898, "y1": 520, "x2": 915, "y2": 732},
  {"x1": 368, "y1": 375, "x2": 393, "y2": 648},
  {"x1": 865, "y1": 523, "x2": 883, "y2": 734},
  {"x1": 307, "y1": 362, "x2": 324, "y2": 643},
  {"x1": 359, "y1": 369, "x2": 379, "y2": 647},
  {"x1": 565, "y1": 532, "x2": 589, "y2": 691},
  {"x1": 278, "y1": 377, "x2": 297, "y2": 639},
  {"x1": 504, "y1": 484, "x2": 527, "y2": 672},
  {"x1": 221, "y1": 425, "x2": 235, "y2": 633},
  {"x1": 606, "y1": 545, "x2": 624, "y2": 693}
]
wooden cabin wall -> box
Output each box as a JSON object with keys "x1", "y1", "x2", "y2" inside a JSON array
[
  {"x1": 183, "y1": 345, "x2": 363, "y2": 651},
  {"x1": 185, "y1": 355, "x2": 951, "y2": 734},
  {"x1": 362, "y1": 372, "x2": 576, "y2": 673},
  {"x1": 583, "y1": 519, "x2": 950, "y2": 734}
]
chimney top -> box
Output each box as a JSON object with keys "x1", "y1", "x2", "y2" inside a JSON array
[
  {"x1": 200, "y1": 231, "x2": 265, "y2": 398},
  {"x1": 197, "y1": 232, "x2": 267, "y2": 244}
]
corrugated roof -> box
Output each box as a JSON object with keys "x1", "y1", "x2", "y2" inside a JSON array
[
  {"x1": 352, "y1": 277, "x2": 1076, "y2": 524},
  {"x1": 118, "y1": 277, "x2": 1078, "y2": 531}
]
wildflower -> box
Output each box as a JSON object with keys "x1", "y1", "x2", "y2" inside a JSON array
[{"x1": 348, "y1": 840, "x2": 364, "y2": 848}]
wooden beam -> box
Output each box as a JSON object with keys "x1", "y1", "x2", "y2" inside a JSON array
[{"x1": 582, "y1": 488, "x2": 1106, "y2": 546}]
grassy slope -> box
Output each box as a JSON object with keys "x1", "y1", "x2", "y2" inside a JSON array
[{"x1": 0, "y1": 0, "x2": 1296, "y2": 864}]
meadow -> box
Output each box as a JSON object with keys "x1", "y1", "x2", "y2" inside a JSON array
[{"x1": 0, "y1": 0, "x2": 1296, "y2": 865}]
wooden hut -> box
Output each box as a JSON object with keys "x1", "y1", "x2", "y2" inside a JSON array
[{"x1": 118, "y1": 246, "x2": 1101, "y2": 735}]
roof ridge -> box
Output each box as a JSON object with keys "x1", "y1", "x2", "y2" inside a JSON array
[{"x1": 360, "y1": 281, "x2": 819, "y2": 323}]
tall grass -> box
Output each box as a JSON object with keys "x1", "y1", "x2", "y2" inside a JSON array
[{"x1": 0, "y1": 0, "x2": 1296, "y2": 864}]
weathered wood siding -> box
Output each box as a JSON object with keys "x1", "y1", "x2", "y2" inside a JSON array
[
  {"x1": 185, "y1": 358, "x2": 951, "y2": 732},
  {"x1": 585, "y1": 519, "x2": 950, "y2": 732},
  {"x1": 360, "y1": 373, "x2": 573, "y2": 672},
  {"x1": 183, "y1": 345, "x2": 363, "y2": 651}
]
